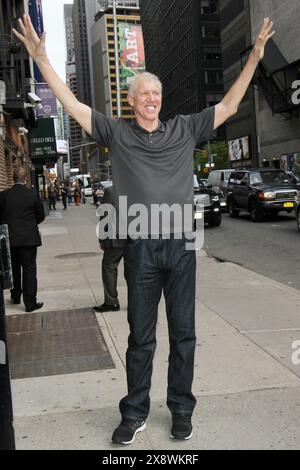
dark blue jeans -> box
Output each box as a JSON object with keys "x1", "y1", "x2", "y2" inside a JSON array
[{"x1": 120, "y1": 236, "x2": 197, "y2": 420}]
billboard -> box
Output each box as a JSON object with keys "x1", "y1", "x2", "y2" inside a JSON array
[
  {"x1": 228, "y1": 136, "x2": 250, "y2": 161},
  {"x1": 29, "y1": 0, "x2": 44, "y2": 82},
  {"x1": 35, "y1": 84, "x2": 58, "y2": 117},
  {"x1": 118, "y1": 23, "x2": 145, "y2": 89},
  {"x1": 29, "y1": 118, "x2": 57, "y2": 160}
]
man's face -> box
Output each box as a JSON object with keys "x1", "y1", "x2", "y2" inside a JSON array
[{"x1": 128, "y1": 79, "x2": 162, "y2": 125}]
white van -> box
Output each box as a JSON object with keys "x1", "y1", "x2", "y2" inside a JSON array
[{"x1": 207, "y1": 169, "x2": 235, "y2": 193}]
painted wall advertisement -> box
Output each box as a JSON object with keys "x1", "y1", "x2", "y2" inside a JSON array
[
  {"x1": 29, "y1": 0, "x2": 44, "y2": 82},
  {"x1": 29, "y1": 118, "x2": 57, "y2": 160},
  {"x1": 118, "y1": 23, "x2": 145, "y2": 89},
  {"x1": 35, "y1": 84, "x2": 58, "y2": 118},
  {"x1": 228, "y1": 136, "x2": 250, "y2": 161}
]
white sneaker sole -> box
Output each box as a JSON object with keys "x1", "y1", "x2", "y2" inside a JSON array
[
  {"x1": 170, "y1": 431, "x2": 193, "y2": 440},
  {"x1": 114, "y1": 422, "x2": 147, "y2": 445}
]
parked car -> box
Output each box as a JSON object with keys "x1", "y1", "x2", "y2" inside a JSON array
[
  {"x1": 286, "y1": 171, "x2": 300, "y2": 186},
  {"x1": 200, "y1": 178, "x2": 209, "y2": 187},
  {"x1": 194, "y1": 178, "x2": 222, "y2": 228},
  {"x1": 207, "y1": 169, "x2": 236, "y2": 194},
  {"x1": 295, "y1": 192, "x2": 300, "y2": 231},
  {"x1": 82, "y1": 186, "x2": 93, "y2": 197},
  {"x1": 226, "y1": 169, "x2": 298, "y2": 222}
]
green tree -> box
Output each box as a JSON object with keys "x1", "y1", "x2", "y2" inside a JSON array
[{"x1": 194, "y1": 141, "x2": 229, "y2": 178}]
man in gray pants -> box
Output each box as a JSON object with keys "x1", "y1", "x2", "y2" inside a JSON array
[{"x1": 94, "y1": 186, "x2": 124, "y2": 313}]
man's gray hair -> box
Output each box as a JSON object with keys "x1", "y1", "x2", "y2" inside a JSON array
[{"x1": 128, "y1": 72, "x2": 162, "y2": 97}]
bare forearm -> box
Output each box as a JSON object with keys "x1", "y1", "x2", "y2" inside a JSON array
[
  {"x1": 35, "y1": 57, "x2": 78, "y2": 115},
  {"x1": 222, "y1": 51, "x2": 259, "y2": 113}
]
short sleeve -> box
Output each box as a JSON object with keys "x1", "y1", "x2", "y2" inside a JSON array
[
  {"x1": 181, "y1": 106, "x2": 216, "y2": 144},
  {"x1": 91, "y1": 109, "x2": 119, "y2": 147}
]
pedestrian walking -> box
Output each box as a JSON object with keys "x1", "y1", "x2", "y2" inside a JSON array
[
  {"x1": 74, "y1": 183, "x2": 81, "y2": 206},
  {"x1": 94, "y1": 185, "x2": 124, "y2": 313},
  {"x1": 13, "y1": 14, "x2": 275, "y2": 444},
  {"x1": 67, "y1": 184, "x2": 73, "y2": 205},
  {"x1": 48, "y1": 182, "x2": 57, "y2": 211},
  {"x1": 0, "y1": 167, "x2": 45, "y2": 312},
  {"x1": 60, "y1": 182, "x2": 68, "y2": 210}
]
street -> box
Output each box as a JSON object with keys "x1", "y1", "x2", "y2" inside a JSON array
[{"x1": 204, "y1": 211, "x2": 300, "y2": 290}]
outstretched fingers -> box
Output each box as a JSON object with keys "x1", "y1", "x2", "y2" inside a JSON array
[
  {"x1": 17, "y1": 17, "x2": 27, "y2": 37},
  {"x1": 24, "y1": 13, "x2": 40, "y2": 42},
  {"x1": 266, "y1": 30, "x2": 276, "y2": 41},
  {"x1": 257, "y1": 18, "x2": 275, "y2": 46},
  {"x1": 12, "y1": 27, "x2": 25, "y2": 43}
]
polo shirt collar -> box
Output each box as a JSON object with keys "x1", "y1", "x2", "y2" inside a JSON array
[{"x1": 131, "y1": 120, "x2": 165, "y2": 134}]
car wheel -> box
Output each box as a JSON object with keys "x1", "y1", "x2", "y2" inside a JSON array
[
  {"x1": 297, "y1": 210, "x2": 300, "y2": 232},
  {"x1": 227, "y1": 199, "x2": 239, "y2": 218},
  {"x1": 250, "y1": 201, "x2": 263, "y2": 222},
  {"x1": 209, "y1": 213, "x2": 222, "y2": 227}
]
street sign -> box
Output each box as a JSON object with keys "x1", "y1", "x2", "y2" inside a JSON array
[
  {"x1": 35, "y1": 84, "x2": 58, "y2": 118},
  {"x1": 29, "y1": 118, "x2": 57, "y2": 160}
]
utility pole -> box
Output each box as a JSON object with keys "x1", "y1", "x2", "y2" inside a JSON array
[{"x1": 113, "y1": 0, "x2": 122, "y2": 118}]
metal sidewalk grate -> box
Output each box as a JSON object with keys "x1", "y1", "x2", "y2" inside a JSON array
[{"x1": 6, "y1": 308, "x2": 115, "y2": 379}]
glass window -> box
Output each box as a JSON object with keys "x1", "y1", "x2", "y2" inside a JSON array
[
  {"x1": 229, "y1": 172, "x2": 245, "y2": 185},
  {"x1": 205, "y1": 71, "x2": 223, "y2": 85},
  {"x1": 201, "y1": 1, "x2": 218, "y2": 14},
  {"x1": 202, "y1": 24, "x2": 220, "y2": 38}
]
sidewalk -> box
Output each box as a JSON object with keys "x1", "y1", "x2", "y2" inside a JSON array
[{"x1": 5, "y1": 201, "x2": 300, "y2": 450}]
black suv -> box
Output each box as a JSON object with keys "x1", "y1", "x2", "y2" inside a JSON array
[
  {"x1": 194, "y1": 180, "x2": 222, "y2": 227},
  {"x1": 226, "y1": 169, "x2": 298, "y2": 222}
]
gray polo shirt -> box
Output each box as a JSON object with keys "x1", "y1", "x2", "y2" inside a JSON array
[{"x1": 92, "y1": 107, "x2": 215, "y2": 235}]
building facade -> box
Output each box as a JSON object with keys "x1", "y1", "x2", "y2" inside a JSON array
[
  {"x1": 91, "y1": 5, "x2": 141, "y2": 120},
  {"x1": 139, "y1": 0, "x2": 224, "y2": 142},
  {"x1": 219, "y1": 0, "x2": 300, "y2": 170},
  {"x1": 73, "y1": 0, "x2": 93, "y2": 107},
  {"x1": 64, "y1": 4, "x2": 82, "y2": 169},
  {"x1": 0, "y1": 0, "x2": 35, "y2": 191},
  {"x1": 250, "y1": 0, "x2": 300, "y2": 171}
]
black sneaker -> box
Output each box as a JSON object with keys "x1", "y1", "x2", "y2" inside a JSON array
[
  {"x1": 112, "y1": 419, "x2": 146, "y2": 445},
  {"x1": 93, "y1": 303, "x2": 120, "y2": 313},
  {"x1": 170, "y1": 414, "x2": 193, "y2": 440}
]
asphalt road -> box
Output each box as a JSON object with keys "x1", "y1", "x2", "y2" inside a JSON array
[
  {"x1": 203, "y1": 210, "x2": 300, "y2": 290},
  {"x1": 85, "y1": 199, "x2": 300, "y2": 290}
]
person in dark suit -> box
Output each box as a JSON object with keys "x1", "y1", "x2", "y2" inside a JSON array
[
  {"x1": 0, "y1": 167, "x2": 45, "y2": 312},
  {"x1": 94, "y1": 185, "x2": 125, "y2": 313}
]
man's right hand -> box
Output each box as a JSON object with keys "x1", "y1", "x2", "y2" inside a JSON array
[
  {"x1": 12, "y1": 14, "x2": 92, "y2": 136},
  {"x1": 12, "y1": 14, "x2": 48, "y2": 64}
]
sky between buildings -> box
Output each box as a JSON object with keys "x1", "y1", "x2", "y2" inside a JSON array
[{"x1": 42, "y1": 0, "x2": 73, "y2": 82}]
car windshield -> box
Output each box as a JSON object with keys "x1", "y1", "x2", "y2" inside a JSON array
[{"x1": 250, "y1": 171, "x2": 291, "y2": 186}]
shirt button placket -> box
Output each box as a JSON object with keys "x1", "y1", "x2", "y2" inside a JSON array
[{"x1": 149, "y1": 133, "x2": 153, "y2": 145}]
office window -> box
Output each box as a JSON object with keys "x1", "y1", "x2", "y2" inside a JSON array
[
  {"x1": 206, "y1": 93, "x2": 223, "y2": 107},
  {"x1": 202, "y1": 24, "x2": 220, "y2": 38},
  {"x1": 201, "y1": 1, "x2": 218, "y2": 15},
  {"x1": 204, "y1": 47, "x2": 221, "y2": 62},
  {"x1": 205, "y1": 71, "x2": 223, "y2": 85}
]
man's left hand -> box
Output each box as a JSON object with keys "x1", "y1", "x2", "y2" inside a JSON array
[{"x1": 252, "y1": 18, "x2": 275, "y2": 62}]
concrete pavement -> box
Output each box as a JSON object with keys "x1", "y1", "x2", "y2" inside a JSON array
[{"x1": 4, "y1": 201, "x2": 300, "y2": 450}]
